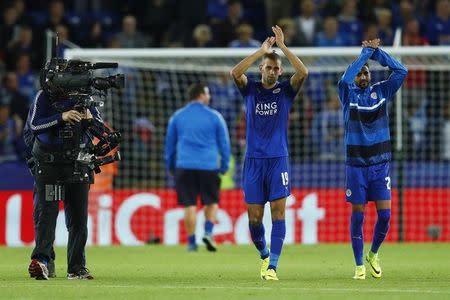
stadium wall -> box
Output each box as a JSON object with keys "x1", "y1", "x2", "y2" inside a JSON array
[{"x1": 1, "y1": 189, "x2": 448, "y2": 246}]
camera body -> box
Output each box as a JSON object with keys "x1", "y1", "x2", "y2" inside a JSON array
[{"x1": 39, "y1": 57, "x2": 124, "y2": 175}]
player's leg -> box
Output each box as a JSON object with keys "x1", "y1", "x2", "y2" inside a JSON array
[
  {"x1": 264, "y1": 157, "x2": 291, "y2": 280},
  {"x1": 200, "y1": 170, "x2": 220, "y2": 251},
  {"x1": 175, "y1": 169, "x2": 198, "y2": 251},
  {"x1": 247, "y1": 203, "x2": 270, "y2": 277},
  {"x1": 366, "y1": 162, "x2": 392, "y2": 278},
  {"x1": 243, "y1": 158, "x2": 270, "y2": 278},
  {"x1": 346, "y1": 165, "x2": 368, "y2": 279}
]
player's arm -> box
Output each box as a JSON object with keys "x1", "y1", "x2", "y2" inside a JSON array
[
  {"x1": 371, "y1": 47, "x2": 408, "y2": 99},
  {"x1": 215, "y1": 113, "x2": 231, "y2": 174},
  {"x1": 340, "y1": 41, "x2": 377, "y2": 86},
  {"x1": 230, "y1": 37, "x2": 275, "y2": 89},
  {"x1": 272, "y1": 25, "x2": 308, "y2": 91},
  {"x1": 164, "y1": 116, "x2": 177, "y2": 173}
]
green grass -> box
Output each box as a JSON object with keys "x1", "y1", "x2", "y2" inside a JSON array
[{"x1": 0, "y1": 244, "x2": 449, "y2": 300}]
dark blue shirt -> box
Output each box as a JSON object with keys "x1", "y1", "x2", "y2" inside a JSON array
[
  {"x1": 26, "y1": 90, "x2": 102, "y2": 146},
  {"x1": 238, "y1": 80, "x2": 296, "y2": 158},
  {"x1": 338, "y1": 48, "x2": 408, "y2": 166}
]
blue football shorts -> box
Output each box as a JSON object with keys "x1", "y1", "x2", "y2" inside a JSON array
[
  {"x1": 345, "y1": 162, "x2": 391, "y2": 204},
  {"x1": 242, "y1": 156, "x2": 290, "y2": 204}
]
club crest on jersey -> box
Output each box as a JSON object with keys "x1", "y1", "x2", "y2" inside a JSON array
[
  {"x1": 371, "y1": 92, "x2": 378, "y2": 99},
  {"x1": 273, "y1": 88, "x2": 281, "y2": 94},
  {"x1": 255, "y1": 102, "x2": 278, "y2": 116},
  {"x1": 346, "y1": 189, "x2": 352, "y2": 197}
]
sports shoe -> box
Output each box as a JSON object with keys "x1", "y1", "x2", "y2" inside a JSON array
[
  {"x1": 366, "y1": 252, "x2": 382, "y2": 278},
  {"x1": 263, "y1": 268, "x2": 279, "y2": 281},
  {"x1": 260, "y1": 257, "x2": 269, "y2": 279},
  {"x1": 187, "y1": 244, "x2": 198, "y2": 252},
  {"x1": 67, "y1": 268, "x2": 94, "y2": 280},
  {"x1": 202, "y1": 235, "x2": 217, "y2": 252},
  {"x1": 48, "y1": 258, "x2": 56, "y2": 278},
  {"x1": 28, "y1": 259, "x2": 49, "y2": 280},
  {"x1": 353, "y1": 265, "x2": 366, "y2": 280}
]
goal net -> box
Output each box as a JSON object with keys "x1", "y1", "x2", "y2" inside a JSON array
[{"x1": 65, "y1": 47, "x2": 450, "y2": 245}]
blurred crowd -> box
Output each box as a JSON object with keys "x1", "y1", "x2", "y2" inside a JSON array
[{"x1": 0, "y1": 0, "x2": 449, "y2": 187}]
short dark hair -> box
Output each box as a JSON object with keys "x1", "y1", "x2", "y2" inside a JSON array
[
  {"x1": 363, "y1": 62, "x2": 369, "y2": 69},
  {"x1": 261, "y1": 51, "x2": 281, "y2": 64},
  {"x1": 187, "y1": 83, "x2": 207, "y2": 100}
]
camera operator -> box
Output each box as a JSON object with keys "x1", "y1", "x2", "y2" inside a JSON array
[{"x1": 27, "y1": 61, "x2": 108, "y2": 280}]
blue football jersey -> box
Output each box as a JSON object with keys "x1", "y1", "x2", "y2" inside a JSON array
[{"x1": 238, "y1": 79, "x2": 296, "y2": 158}]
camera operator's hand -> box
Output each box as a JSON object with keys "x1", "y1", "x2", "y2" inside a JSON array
[{"x1": 62, "y1": 110, "x2": 83, "y2": 124}]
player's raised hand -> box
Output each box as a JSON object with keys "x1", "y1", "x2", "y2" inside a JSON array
[
  {"x1": 260, "y1": 36, "x2": 275, "y2": 54},
  {"x1": 362, "y1": 38, "x2": 380, "y2": 49},
  {"x1": 272, "y1": 25, "x2": 285, "y2": 47}
]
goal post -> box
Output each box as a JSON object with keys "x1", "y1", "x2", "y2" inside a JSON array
[{"x1": 65, "y1": 46, "x2": 450, "y2": 244}]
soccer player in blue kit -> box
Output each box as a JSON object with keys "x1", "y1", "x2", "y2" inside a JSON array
[
  {"x1": 230, "y1": 25, "x2": 308, "y2": 281},
  {"x1": 338, "y1": 38, "x2": 407, "y2": 279}
]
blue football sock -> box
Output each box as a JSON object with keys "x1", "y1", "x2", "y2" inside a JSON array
[
  {"x1": 204, "y1": 220, "x2": 214, "y2": 237},
  {"x1": 269, "y1": 219, "x2": 286, "y2": 270},
  {"x1": 350, "y1": 211, "x2": 364, "y2": 266},
  {"x1": 371, "y1": 209, "x2": 391, "y2": 254},
  {"x1": 187, "y1": 234, "x2": 196, "y2": 247},
  {"x1": 249, "y1": 223, "x2": 269, "y2": 259}
]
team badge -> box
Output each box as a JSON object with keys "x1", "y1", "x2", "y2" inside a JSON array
[
  {"x1": 346, "y1": 189, "x2": 352, "y2": 197},
  {"x1": 273, "y1": 88, "x2": 281, "y2": 94},
  {"x1": 371, "y1": 92, "x2": 377, "y2": 99}
]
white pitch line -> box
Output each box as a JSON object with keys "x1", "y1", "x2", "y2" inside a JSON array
[{"x1": 0, "y1": 283, "x2": 449, "y2": 294}]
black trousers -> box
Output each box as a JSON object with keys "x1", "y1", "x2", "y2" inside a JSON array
[{"x1": 31, "y1": 181, "x2": 89, "y2": 273}]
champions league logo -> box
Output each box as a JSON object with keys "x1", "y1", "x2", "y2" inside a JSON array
[{"x1": 255, "y1": 101, "x2": 278, "y2": 116}]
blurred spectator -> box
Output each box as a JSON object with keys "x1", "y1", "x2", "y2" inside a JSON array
[
  {"x1": 392, "y1": 0, "x2": 417, "y2": 30},
  {"x1": 277, "y1": 18, "x2": 302, "y2": 47},
  {"x1": 314, "y1": 16, "x2": 349, "y2": 47},
  {"x1": 0, "y1": 96, "x2": 22, "y2": 163},
  {"x1": 11, "y1": 0, "x2": 26, "y2": 25},
  {"x1": 3, "y1": 71, "x2": 29, "y2": 122},
  {"x1": 15, "y1": 53, "x2": 37, "y2": 104},
  {"x1": 211, "y1": 0, "x2": 245, "y2": 47},
  {"x1": 5, "y1": 25, "x2": 40, "y2": 70},
  {"x1": 338, "y1": 0, "x2": 362, "y2": 46},
  {"x1": 293, "y1": 0, "x2": 320, "y2": 46},
  {"x1": 82, "y1": 21, "x2": 107, "y2": 48},
  {"x1": 0, "y1": 5, "x2": 21, "y2": 50},
  {"x1": 188, "y1": 24, "x2": 215, "y2": 47},
  {"x1": 116, "y1": 14, "x2": 152, "y2": 48},
  {"x1": 376, "y1": 8, "x2": 393, "y2": 45},
  {"x1": 405, "y1": 88, "x2": 428, "y2": 159},
  {"x1": 142, "y1": 0, "x2": 174, "y2": 47},
  {"x1": 403, "y1": 18, "x2": 429, "y2": 46},
  {"x1": 43, "y1": 0, "x2": 72, "y2": 35},
  {"x1": 426, "y1": 0, "x2": 450, "y2": 45},
  {"x1": 229, "y1": 23, "x2": 261, "y2": 48},
  {"x1": 264, "y1": 0, "x2": 295, "y2": 28},
  {"x1": 310, "y1": 90, "x2": 344, "y2": 160}
]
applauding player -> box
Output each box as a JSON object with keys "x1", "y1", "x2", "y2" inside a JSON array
[
  {"x1": 230, "y1": 25, "x2": 308, "y2": 280},
  {"x1": 338, "y1": 39, "x2": 407, "y2": 279}
]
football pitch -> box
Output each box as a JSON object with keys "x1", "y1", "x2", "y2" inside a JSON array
[{"x1": 1, "y1": 244, "x2": 449, "y2": 300}]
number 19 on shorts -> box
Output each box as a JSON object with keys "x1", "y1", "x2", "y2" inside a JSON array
[{"x1": 281, "y1": 172, "x2": 289, "y2": 186}]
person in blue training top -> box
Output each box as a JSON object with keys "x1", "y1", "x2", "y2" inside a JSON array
[
  {"x1": 230, "y1": 25, "x2": 308, "y2": 281},
  {"x1": 338, "y1": 38, "x2": 407, "y2": 280},
  {"x1": 164, "y1": 83, "x2": 231, "y2": 252}
]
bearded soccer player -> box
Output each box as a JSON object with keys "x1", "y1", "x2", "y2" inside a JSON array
[
  {"x1": 230, "y1": 25, "x2": 308, "y2": 281},
  {"x1": 338, "y1": 38, "x2": 407, "y2": 279}
]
